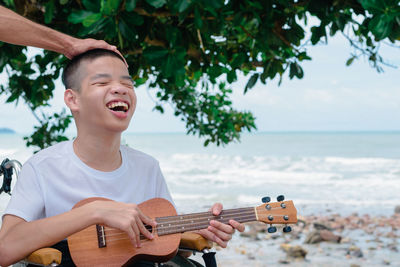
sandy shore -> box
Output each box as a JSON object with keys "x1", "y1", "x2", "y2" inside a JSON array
[{"x1": 191, "y1": 211, "x2": 400, "y2": 267}]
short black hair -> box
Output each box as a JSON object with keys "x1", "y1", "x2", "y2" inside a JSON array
[{"x1": 62, "y1": 49, "x2": 125, "y2": 91}]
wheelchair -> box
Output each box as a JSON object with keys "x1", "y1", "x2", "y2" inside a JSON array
[{"x1": 1, "y1": 158, "x2": 217, "y2": 267}]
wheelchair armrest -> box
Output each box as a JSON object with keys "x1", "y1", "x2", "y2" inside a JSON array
[
  {"x1": 25, "y1": 248, "x2": 62, "y2": 266},
  {"x1": 180, "y1": 232, "x2": 212, "y2": 252}
]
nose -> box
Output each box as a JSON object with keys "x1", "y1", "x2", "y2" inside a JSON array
[{"x1": 110, "y1": 84, "x2": 128, "y2": 95}]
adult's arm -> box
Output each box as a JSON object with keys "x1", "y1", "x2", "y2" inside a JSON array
[
  {"x1": 0, "y1": 5, "x2": 124, "y2": 61},
  {"x1": 0, "y1": 200, "x2": 155, "y2": 266}
]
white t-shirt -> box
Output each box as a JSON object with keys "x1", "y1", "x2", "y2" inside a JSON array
[{"x1": 4, "y1": 141, "x2": 173, "y2": 222}]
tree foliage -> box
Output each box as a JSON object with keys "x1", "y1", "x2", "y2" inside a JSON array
[{"x1": 0, "y1": 0, "x2": 399, "y2": 150}]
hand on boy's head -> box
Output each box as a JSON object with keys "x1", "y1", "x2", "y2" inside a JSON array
[
  {"x1": 66, "y1": 38, "x2": 128, "y2": 68},
  {"x1": 197, "y1": 203, "x2": 245, "y2": 248}
]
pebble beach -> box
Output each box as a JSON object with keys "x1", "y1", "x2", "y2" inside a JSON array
[{"x1": 208, "y1": 210, "x2": 400, "y2": 267}]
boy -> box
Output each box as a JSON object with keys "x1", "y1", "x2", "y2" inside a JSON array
[{"x1": 0, "y1": 49, "x2": 244, "y2": 266}]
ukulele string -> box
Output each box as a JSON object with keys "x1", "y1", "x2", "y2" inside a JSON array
[
  {"x1": 106, "y1": 213, "x2": 288, "y2": 242},
  {"x1": 71, "y1": 213, "x2": 258, "y2": 240},
  {"x1": 156, "y1": 205, "x2": 286, "y2": 226}
]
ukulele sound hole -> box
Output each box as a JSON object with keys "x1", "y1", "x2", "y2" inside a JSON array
[
  {"x1": 138, "y1": 224, "x2": 154, "y2": 240},
  {"x1": 144, "y1": 224, "x2": 153, "y2": 233}
]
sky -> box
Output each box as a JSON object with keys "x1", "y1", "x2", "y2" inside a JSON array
[{"x1": 0, "y1": 33, "x2": 399, "y2": 135}]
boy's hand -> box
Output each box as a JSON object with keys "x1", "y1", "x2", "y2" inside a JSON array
[
  {"x1": 89, "y1": 200, "x2": 156, "y2": 248},
  {"x1": 197, "y1": 203, "x2": 245, "y2": 248}
]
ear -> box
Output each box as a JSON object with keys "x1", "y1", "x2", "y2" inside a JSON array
[{"x1": 64, "y1": 89, "x2": 79, "y2": 112}]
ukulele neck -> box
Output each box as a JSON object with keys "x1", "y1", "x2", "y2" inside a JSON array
[{"x1": 156, "y1": 207, "x2": 256, "y2": 236}]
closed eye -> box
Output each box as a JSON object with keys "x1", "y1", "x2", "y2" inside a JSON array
[
  {"x1": 122, "y1": 83, "x2": 134, "y2": 89},
  {"x1": 93, "y1": 82, "x2": 109, "y2": 86}
]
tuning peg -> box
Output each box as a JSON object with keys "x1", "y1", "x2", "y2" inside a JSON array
[
  {"x1": 262, "y1": 196, "x2": 271, "y2": 203},
  {"x1": 268, "y1": 226, "x2": 277, "y2": 233},
  {"x1": 277, "y1": 195, "x2": 285, "y2": 202},
  {"x1": 283, "y1": 226, "x2": 292, "y2": 233}
]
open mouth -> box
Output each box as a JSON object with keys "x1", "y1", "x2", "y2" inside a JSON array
[{"x1": 106, "y1": 101, "x2": 129, "y2": 112}]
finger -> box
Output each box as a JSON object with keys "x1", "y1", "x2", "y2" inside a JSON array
[
  {"x1": 117, "y1": 51, "x2": 129, "y2": 68},
  {"x1": 125, "y1": 223, "x2": 138, "y2": 248},
  {"x1": 229, "y1": 220, "x2": 245, "y2": 232},
  {"x1": 207, "y1": 225, "x2": 232, "y2": 242},
  {"x1": 137, "y1": 219, "x2": 154, "y2": 240},
  {"x1": 130, "y1": 220, "x2": 142, "y2": 247},
  {"x1": 139, "y1": 212, "x2": 157, "y2": 227},
  {"x1": 211, "y1": 203, "x2": 223, "y2": 216},
  {"x1": 210, "y1": 220, "x2": 235, "y2": 234},
  {"x1": 98, "y1": 41, "x2": 128, "y2": 68},
  {"x1": 198, "y1": 229, "x2": 228, "y2": 248}
]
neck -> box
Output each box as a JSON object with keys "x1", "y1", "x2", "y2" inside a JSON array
[
  {"x1": 156, "y1": 207, "x2": 256, "y2": 236},
  {"x1": 73, "y1": 131, "x2": 122, "y2": 172}
]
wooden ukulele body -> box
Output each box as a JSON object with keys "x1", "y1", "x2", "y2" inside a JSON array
[{"x1": 68, "y1": 198, "x2": 180, "y2": 267}]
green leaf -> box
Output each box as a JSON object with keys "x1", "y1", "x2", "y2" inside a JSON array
[
  {"x1": 358, "y1": 0, "x2": 384, "y2": 14},
  {"x1": 227, "y1": 70, "x2": 237, "y2": 83},
  {"x1": 82, "y1": 13, "x2": 102, "y2": 27},
  {"x1": 119, "y1": 19, "x2": 137, "y2": 41},
  {"x1": 59, "y1": 0, "x2": 68, "y2": 5},
  {"x1": 369, "y1": 14, "x2": 394, "y2": 40},
  {"x1": 202, "y1": 0, "x2": 222, "y2": 9},
  {"x1": 126, "y1": 0, "x2": 138, "y2": 11},
  {"x1": 101, "y1": 0, "x2": 122, "y2": 15},
  {"x1": 194, "y1": 7, "x2": 202, "y2": 28},
  {"x1": 44, "y1": 0, "x2": 55, "y2": 24},
  {"x1": 143, "y1": 46, "x2": 169, "y2": 63},
  {"x1": 121, "y1": 11, "x2": 144, "y2": 26},
  {"x1": 154, "y1": 105, "x2": 164, "y2": 113},
  {"x1": 231, "y1": 53, "x2": 247, "y2": 68},
  {"x1": 244, "y1": 73, "x2": 258, "y2": 94},
  {"x1": 289, "y1": 62, "x2": 304, "y2": 79},
  {"x1": 175, "y1": 0, "x2": 191, "y2": 12},
  {"x1": 68, "y1": 10, "x2": 96, "y2": 24},
  {"x1": 145, "y1": 0, "x2": 166, "y2": 8},
  {"x1": 310, "y1": 26, "x2": 326, "y2": 45},
  {"x1": 346, "y1": 56, "x2": 355, "y2": 66},
  {"x1": 82, "y1": 0, "x2": 101, "y2": 12},
  {"x1": 2, "y1": 0, "x2": 15, "y2": 8}
]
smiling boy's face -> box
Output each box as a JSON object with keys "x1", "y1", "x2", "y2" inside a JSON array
[{"x1": 65, "y1": 55, "x2": 136, "y2": 135}]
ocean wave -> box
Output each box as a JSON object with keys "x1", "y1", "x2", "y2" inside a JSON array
[{"x1": 0, "y1": 149, "x2": 18, "y2": 157}]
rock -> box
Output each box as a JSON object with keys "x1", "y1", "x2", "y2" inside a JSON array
[
  {"x1": 247, "y1": 253, "x2": 256, "y2": 260},
  {"x1": 350, "y1": 264, "x2": 361, "y2": 267},
  {"x1": 305, "y1": 230, "x2": 323, "y2": 244},
  {"x1": 235, "y1": 247, "x2": 247, "y2": 255},
  {"x1": 304, "y1": 230, "x2": 341, "y2": 244},
  {"x1": 347, "y1": 245, "x2": 363, "y2": 258},
  {"x1": 280, "y1": 243, "x2": 307, "y2": 258},
  {"x1": 278, "y1": 259, "x2": 291, "y2": 264},
  {"x1": 240, "y1": 222, "x2": 266, "y2": 240},
  {"x1": 383, "y1": 259, "x2": 391, "y2": 265},
  {"x1": 394, "y1": 205, "x2": 400, "y2": 214},
  {"x1": 340, "y1": 237, "x2": 351, "y2": 244},
  {"x1": 320, "y1": 229, "x2": 341, "y2": 243},
  {"x1": 313, "y1": 222, "x2": 333, "y2": 231},
  {"x1": 240, "y1": 229, "x2": 259, "y2": 240},
  {"x1": 387, "y1": 243, "x2": 398, "y2": 252}
]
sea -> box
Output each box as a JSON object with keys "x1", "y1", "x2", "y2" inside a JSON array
[{"x1": 1, "y1": 132, "x2": 400, "y2": 218}]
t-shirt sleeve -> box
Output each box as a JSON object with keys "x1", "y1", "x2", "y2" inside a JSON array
[
  {"x1": 3, "y1": 162, "x2": 45, "y2": 222},
  {"x1": 154, "y1": 163, "x2": 174, "y2": 206}
]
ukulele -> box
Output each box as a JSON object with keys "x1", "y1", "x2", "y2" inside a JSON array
[{"x1": 68, "y1": 196, "x2": 297, "y2": 266}]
